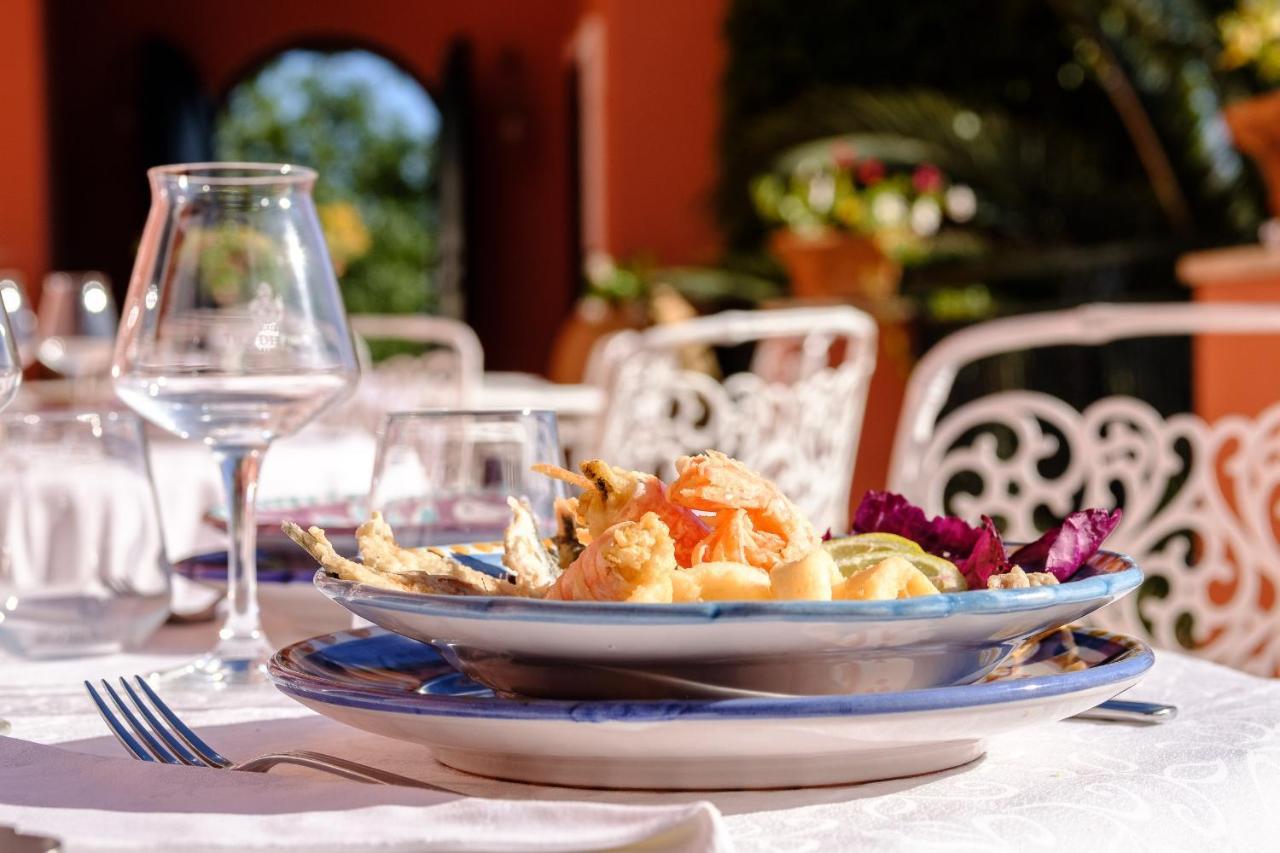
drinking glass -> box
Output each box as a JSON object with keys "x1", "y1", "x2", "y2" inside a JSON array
[
  {"x1": 36, "y1": 271, "x2": 118, "y2": 379},
  {"x1": 0, "y1": 302, "x2": 20, "y2": 734},
  {"x1": 0, "y1": 301, "x2": 19, "y2": 409},
  {"x1": 0, "y1": 410, "x2": 170, "y2": 658},
  {"x1": 0, "y1": 270, "x2": 38, "y2": 367},
  {"x1": 369, "y1": 410, "x2": 567, "y2": 547},
  {"x1": 113, "y1": 163, "x2": 360, "y2": 687}
]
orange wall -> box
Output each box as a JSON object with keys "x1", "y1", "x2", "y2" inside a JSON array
[
  {"x1": 0, "y1": 0, "x2": 48, "y2": 290},
  {"x1": 14, "y1": 0, "x2": 727, "y2": 369},
  {"x1": 591, "y1": 0, "x2": 726, "y2": 265}
]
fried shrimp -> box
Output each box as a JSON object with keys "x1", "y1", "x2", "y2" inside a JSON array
[
  {"x1": 671, "y1": 451, "x2": 818, "y2": 570},
  {"x1": 535, "y1": 460, "x2": 708, "y2": 566},
  {"x1": 545, "y1": 512, "x2": 677, "y2": 602},
  {"x1": 689, "y1": 508, "x2": 784, "y2": 569}
]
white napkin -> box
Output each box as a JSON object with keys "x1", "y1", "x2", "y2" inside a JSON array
[{"x1": 0, "y1": 738, "x2": 730, "y2": 853}]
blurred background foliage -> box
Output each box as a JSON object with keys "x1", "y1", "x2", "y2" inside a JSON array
[
  {"x1": 215, "y1": 49, "x2": 440, "y2": 320},
  {"x1": 719, "y1": 0, "x2": 1266, "y2": 264}
]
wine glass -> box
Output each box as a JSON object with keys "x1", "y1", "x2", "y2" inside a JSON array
[
  {"x1": 369, "y1": 410, "x2": 567, "y2": 547},
  {"x1": 113, "y1": 162, "x2": 360, "y2": 687},
  {"x1": 0, "y1": 270, "x2": 38, "y2": 367},
  {"x1": 37, "y1": 271, "x2": 118, "y2": 383},
  {"x1": 0, "y1": 297, "x2": 21, "y2": 732}
]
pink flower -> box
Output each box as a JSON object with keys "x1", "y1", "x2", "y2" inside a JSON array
[
  {"x1": 856, "y1": 158, "x2": 885, "y2": 185},
  {"x1": 831, "y1": 142, "x2": 858, "y2": 170},
  {"x1": 912, "y1": 163, "x2": 944, "y2": 193}
]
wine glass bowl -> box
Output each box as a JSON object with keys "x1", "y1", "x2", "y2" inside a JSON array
[{"x1": 113, "y1": 162, "x2": 360, "y2": 687}]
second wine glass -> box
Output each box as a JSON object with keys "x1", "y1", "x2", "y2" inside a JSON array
[
  {"x1": 113, "y1": 162, "x2": 360, "y2": 687},
  {"x1": 37, "y1": 271, "x2": 117, "y2": 379}
]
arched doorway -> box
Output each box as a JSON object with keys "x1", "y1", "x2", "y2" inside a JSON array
[{"x1": 215, "y1": 48, "x2": 444, "y2": 325}]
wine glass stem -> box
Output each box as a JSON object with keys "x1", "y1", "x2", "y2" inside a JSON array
[{"x1": 214, "y1": 447, "x2": 265, "y2": 658}]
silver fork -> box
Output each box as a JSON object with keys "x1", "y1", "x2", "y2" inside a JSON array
[{"x1": 85, "y1": 675, "x2": 442, "y2": 789}]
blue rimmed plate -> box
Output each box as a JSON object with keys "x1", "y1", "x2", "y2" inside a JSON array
[
  {"x1": 313, "y1": 548, "x2": 1142, "y2": 698},
  {"x1": 269, "y1": 625, "x2": 1153, "y2": 789}
]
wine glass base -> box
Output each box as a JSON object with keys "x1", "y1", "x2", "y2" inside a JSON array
[{"x1": 148, "y1": 637, "x2": 277, "y2": 690}]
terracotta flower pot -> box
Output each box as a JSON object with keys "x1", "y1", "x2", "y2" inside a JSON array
[
  {"x1": 547, "y1": 297, "x2": 647, "y2": 383},
  {"x1": 769, "y1": 229, "x2": 901, "y2": 300},
  {"x1": 1225, "y1": 91, "x2": 1280, "y2": 218}
]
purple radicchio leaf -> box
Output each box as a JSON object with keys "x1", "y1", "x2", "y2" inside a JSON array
[
  {"x1": 852, "y1": 491, "x2": 981, "y2": 561},
  {"x1": 960, "y1": 516, "x2": 1011, "y2": 590},
  {"x1": 1008, "y1": 508, "x2": 1123, "y2": 582}
]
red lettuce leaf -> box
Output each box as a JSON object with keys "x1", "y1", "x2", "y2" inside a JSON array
[
  {"x1": 1008, "y1": 508, "x2": 1123, "y2": 582},
  {"x1": 852, "y1": 491, "x2": 981, "y2": 561},
  {"x1": 960, "y1": 516, "x2": 1011, "y2": 589}
]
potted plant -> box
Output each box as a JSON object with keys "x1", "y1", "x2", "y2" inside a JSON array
[
  {"x1": 751, "y1": 139, "x2": 976, "y2": 300},
  {"x1": 1220, "y1": 0, "x2": 1280, "y2": 217}
]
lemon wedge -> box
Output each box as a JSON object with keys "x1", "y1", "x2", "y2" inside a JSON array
[{"x1": 823, "y1": 534, "x2": 967, "y2": 593}]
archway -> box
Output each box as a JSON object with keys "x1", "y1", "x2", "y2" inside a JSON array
[{"x1": 216, "y1": 48, "x2": 444, "y2": 321}]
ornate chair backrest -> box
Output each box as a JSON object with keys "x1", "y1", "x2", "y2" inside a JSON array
[
  {"x1": 593, "y1": 307, "x2": 878, "y2": 534},
  {"x1": 341, "y1": 314, "x2": 483, "y2": 432},
  {"x1": 889, "y1": 302, "x2": 1280, "y2": 675}
]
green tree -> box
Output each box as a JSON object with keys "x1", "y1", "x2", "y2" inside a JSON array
[{"x1": 216, "y1": 51, "x2": 439, "y2": 318}]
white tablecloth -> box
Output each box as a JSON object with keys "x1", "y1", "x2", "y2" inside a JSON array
[{"x1": 1, "y1": 613, "x2": 1277, "y2": 852}]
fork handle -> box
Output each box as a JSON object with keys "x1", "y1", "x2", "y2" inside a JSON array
[{"x1": 234, "y1": 750, "x2": 445, "y2": 789}]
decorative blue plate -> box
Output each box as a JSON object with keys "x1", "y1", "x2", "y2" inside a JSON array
[
  {"x1": 268, "y1": 626, "x2": 1154, "y2": 790},
  {"x1": 313, "y1": 548, "x2": 1143, "y2": 698}
]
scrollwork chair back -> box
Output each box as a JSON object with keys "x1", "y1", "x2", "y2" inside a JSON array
[
  {"x1": 889, "y1": 302, "x2": 1280, "y2": 675},
  {"x1": 593, "y1": 307, "x2": 877, "y2": 534},
  {"x1": 338, "y1": 314, "x2": 483, "y2": 433}
]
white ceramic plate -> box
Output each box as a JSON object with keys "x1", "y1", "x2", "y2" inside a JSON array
[
  {"x1": 313, "y1": 548, "x2": 1143, "y2": 698},
  {"x1": 269, "y1": 625, "x2": 1154, "y2": 790}
]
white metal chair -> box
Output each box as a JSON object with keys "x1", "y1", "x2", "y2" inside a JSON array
[
  {"x1": 591, "y1": 306, "x2": 878, "y2": 534},
  {"x1": 336, "y1": 314, "x2": 483, "y2": 432},
  {"x1": 889, "y1": 301, "x2": 1280, "y2": 675}
]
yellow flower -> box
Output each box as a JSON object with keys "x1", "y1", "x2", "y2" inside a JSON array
[{"x1": 318, "y1": 201, "x2": 372, "y2": 276}]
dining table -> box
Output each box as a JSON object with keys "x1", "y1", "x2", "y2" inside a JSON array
[
  {"x1": 0, "y1": 605, "x2": 1277, "y2": 852},
  {"x1": 4, "y1": 377, "x2": 1280, "y2": 851}
]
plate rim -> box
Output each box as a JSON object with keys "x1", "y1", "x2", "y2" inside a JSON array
[{"x1": 268, "y1": 626, "x2": 1154, "y2": 722}]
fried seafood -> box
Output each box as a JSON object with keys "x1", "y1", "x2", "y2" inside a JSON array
[
  {"x1": 546, "y1": 512, "x2": 677, "y2": 602},
  {"x1": 689, "y1": 508, "x2": 784, "y2": 569},
  {"x1": 769, "y1": 549, "x2": 840, "y2": 601},
  {"x1": 670, "y1": 560, "x2": 771, "y2": 602},
  {"x1": 552, "y1": 497, "x2": 585, "y2": 568},
  {"x1": 536, "y1": 459, "x2": 708, "y2": 566},
  {"x1": 501, "y1": 496, "x2": 561, "y2": 593},
  {"x1": 282, "y1": 520, "x2": 514, "y2": 596},
  {"x1": 671, "y1": 451, "x2": 819, "y2": 571},
  {"x1": 354, "y1": 513, "x2": 515, "y2": 595},
  {"x1": 285, "y1": 452, "x2": 1010, "y2": 604},
  {"x1": 986, "y1": 566, "x2": 1060, "y2": 590}
]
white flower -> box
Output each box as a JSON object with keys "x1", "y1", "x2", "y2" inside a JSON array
[
  {"x1": 807, "y1": 173, "x2": 836, "y2": 214},
  {"x1": 871, "y1": 192, "x2": 909, "y2": 227},
  {"x1": 945, "y1": 185, "x2": 977, "y2": 222},
  {"x1": 911, "y1": 197, "x2": 943, "y2": 236}
]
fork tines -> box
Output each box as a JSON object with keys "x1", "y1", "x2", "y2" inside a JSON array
[{"x1": 84, "y1": 676, "x2": 231, "y2": 769}]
